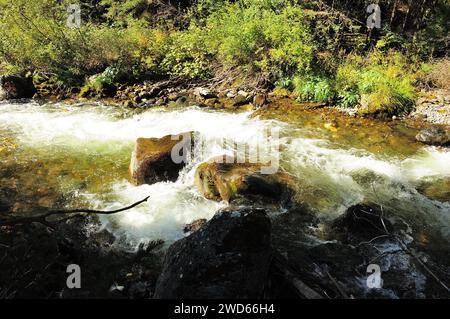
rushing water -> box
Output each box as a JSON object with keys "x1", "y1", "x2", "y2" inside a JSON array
[{"x1": 0, "y1": 101, "x2": 449, "y2": 250}]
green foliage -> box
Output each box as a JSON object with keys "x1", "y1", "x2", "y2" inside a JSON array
[
  {"x1": 160, "y1": 29, "x2": 211, "y2": 79},
  {"x1": 0, "y1": 0, "x2": 153, "y2": 85},
  {"x1": 275, "y1": 78, "x2": 294, "y2": 90},
  {"x1": 293, "y1": 75, "x2": 335, "y2": 104},
  {"x1": 0, "y1": 0, "x2": 447, "y2": 101},
  {"x1": 338, "y1": 90, "x2": 359, "y2": 108},
  {"x1": 198, "y1": 0, "x2": 314, "y2": 78},
  {"x1": 335, "y1": 51, "x2": 418, "y2": 114}
]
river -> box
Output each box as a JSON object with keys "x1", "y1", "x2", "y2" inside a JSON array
[{"x1": 1, "y1": 101, "x2": 449, "y2": 254}]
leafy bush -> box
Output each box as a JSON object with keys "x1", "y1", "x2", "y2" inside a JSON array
[
  {"x1": 0, "y1": 1, "x2": 153, "y2": 84},
  {"x1": 160, "y1": 28, "x2": 211, "y2": 79},
  {"x1": 293, "y1": 75, "x2": 335, "y2": 103},
  {"x1": 338, "y1": 90, "x2": 360, "y2": 108},
  {"x1": 198, "y1": 0, "x2": 314, "y2": 78},
  {"x1": 0, "y1": 0, "x2": 446, "y2": 99},
  {"x1": 335, "y1": 51, "x2": 418, "y2": 114}
]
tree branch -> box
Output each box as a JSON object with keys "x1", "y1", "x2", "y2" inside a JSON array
[{"x1": 0, "y1": 196, "x2": 150, "y2": 227}]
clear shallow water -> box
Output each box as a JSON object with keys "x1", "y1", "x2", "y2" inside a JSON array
[{"x1": 0, "y1": 101, "x2": 449, "y2": 248}]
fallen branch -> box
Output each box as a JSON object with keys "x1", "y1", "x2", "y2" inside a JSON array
[
  {"x1": 326, "y1": 270, "x2": 350, "y2": 299},
  {"x1": 271, "y1": 251, "x2": 324, "y2": 299},
  {"x1": 0, "y1": 196, "x2": 150, "y2": 227}
]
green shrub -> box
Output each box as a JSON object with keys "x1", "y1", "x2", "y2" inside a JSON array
[
  {"x1": 199, "y1": 0, "x2": 314, "y2": 78},
  {"x1": 0, "y1": 0, "x2": 444, "y2": 99},
  {"x1": 293, "y1": 75, "x2": 335, "y2": 103},
  {"x1": 335, "y1": 50, "x2": 418, "y2": 114},
  {"x1": 160, "y1": 28, "x2": 211, "y2": 80},
  {"x1": 275, "y1": 77, "x2": 294, "y2": 90},
  {"x1": 338, "y1": 90, "x2": 360, "y2": 108},
  {"x1": 0, "y1": 1, "x2": 153, "y2": 85}
]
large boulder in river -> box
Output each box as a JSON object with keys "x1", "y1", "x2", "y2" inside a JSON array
[
  {"x1": 0, "y1": 74, "x2": 36, "y2": 100},
  {"x1": 415, "y1": 125, "x2": 450, "y2": 146},
  {"x1": 130, "y1": 132, "x2": 196, "y2": 185},
  {"x1": 154, "y1": 207, "x2": 272, "y2": 299},
  {"x1": 194, "y1": 155, "x2": 296, "y2": 205}
]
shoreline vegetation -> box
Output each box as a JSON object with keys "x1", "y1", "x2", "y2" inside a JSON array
[
  {"x1": 1, "y1": 0, "x2": 450, "y2": 299},
  {"x1": 0, "y1": 0, "x2": 449, "y2": 120}
]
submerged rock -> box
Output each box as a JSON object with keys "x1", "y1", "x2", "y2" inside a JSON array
[
  {"x1": 154, "y1": 207, "x2": 272, "y2": 299},
  {"x1": 0, "y1": 74, "x2": 36, "y2": 100},
  {"x1": 130, "y1": 132, "x2": 196, "y2": 185},
  {"x1": 416, "y1": 178, "x2": 450, "y2": 202},
  {"x1": 415, "y1": 125, "x2": 450, "y2": 146},
  {"x1": 330, "y1": 203, "x2": 393, "y2": 243},
  {"x1": 194, "y1": 155, "x2": 296, "y2": 205}
]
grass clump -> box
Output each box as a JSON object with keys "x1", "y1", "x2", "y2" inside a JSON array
[{"x1": 335, "y1": 51, "x2": 418, "y2": 115}]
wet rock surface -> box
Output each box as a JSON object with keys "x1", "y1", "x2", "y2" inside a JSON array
[
  {"x1": 194, "y1": 155, "x2": 296, "y2": 206},
  {"x1": 154, "y1": 207, "x2": 272, "y2": 299},
  {"x1": 270, "y1": 203, "x2": 450, "y2": 299},
  {"x1": 183, "y1": 218, "x2": 207, "y2": 234},
  {"x1": 130, "y1": 132, "x2": 196, "y2": 185},
  {"x1": 415, "y1": 125, "x2": 450, "y2": 146},
  {"x1": 0, "y1": 217, "x2": 163, "y2": 298},
  {"x1": 330, "y1": 203, "x2": 394, "y2": 243}
]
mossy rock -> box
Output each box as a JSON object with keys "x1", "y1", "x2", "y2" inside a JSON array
[{"x1": 194, "y1": 155, "x2": 297, "y2": 205}]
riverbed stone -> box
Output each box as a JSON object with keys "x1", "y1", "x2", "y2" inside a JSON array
[
  {"x1": 415, "y1": 125, "x2": 450, "y2": 146},
  {"x1": 0, "y1": 73, "x2": 36, "y2": 100},
  {"x1": 194, "y1": 155, "x2": 296, "y2": 205},
  {"x1": 204, "y1": 98, "x2": 220, "y2": 108},
  {"x1": 130, "y1": 132, "x2": 197, "y2": 185},
  {"x1": 154, "y1": 207, "x2": 272, "y2": 299},
  {"x1": 194, "y1": 87, "x2": 217, "y2": 99},
  {"x1": 412, "y1": 89, "x2": 450, "y2": 125},
  {"x1": 417, "y1": 178, "x2": 450, "y2": 202},
  {"x1": 232, "y1": 92, "x2": 253, "y2": 106}
]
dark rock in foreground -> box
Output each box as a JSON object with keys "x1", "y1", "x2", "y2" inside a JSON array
[
  {"x1": 0, "y1": 74, "x2": 36, "y2": 100},
  {"x1": 154, "y1": 207, "x2": 272, "y2": 299}
]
